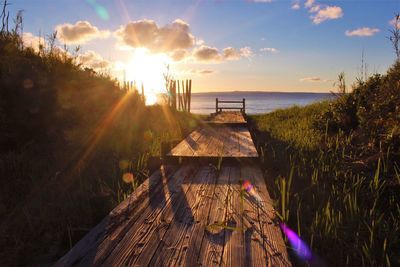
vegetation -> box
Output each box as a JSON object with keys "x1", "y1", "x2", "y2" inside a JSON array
[
  {"x1": 249, "y1": 61, "x2": 400, "y2": 266},
  {"x1": 0, "y1": 19, "x2": 198, "y2": 266}
]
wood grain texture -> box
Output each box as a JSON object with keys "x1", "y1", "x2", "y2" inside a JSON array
[
  {"x1": 168, "y1": 127, "x2": 258, "y2": 158},
  {"x1": 56, "y1": 109, "x2": 291, "y2": 267},
  {"x1": 208, "y1": 111, "x2": 246, "y2": 124}
]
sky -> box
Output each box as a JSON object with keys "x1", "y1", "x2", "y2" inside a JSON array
[{"x1": 9, "y1": 0, "x2": 400, "y2": 93}]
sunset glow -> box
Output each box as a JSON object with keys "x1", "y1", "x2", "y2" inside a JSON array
[
  {"x1": 17, "y1": 0, "x2": 398, "y2": 93},
  {"x1": 124, "y1": 48, "x2": 170, "y2": 105}
]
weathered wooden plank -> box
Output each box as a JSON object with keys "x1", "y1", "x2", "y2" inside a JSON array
[
  {"x1": 237, "y1": 127, "x2": 258, "y2": 157},
  {"x1": 221, "y1": 128, "x2": 240, "y2": 157},
  {"x1": 169, "y1": 166, "x2": 217, "y2": 266},
  {"x1": 242, "y1": 165, "x2": 291, "y2": 267},
  {"x1": 99, "y1": 164, "x2": 198, "y2": 266},
  {"x1": 202, "y1": 128, "x2": 223, "y2": 157},
  {"x1": 222, "y1": 166, "x2": 244, "y2": 267},
  {"x1": 197, "y1": 166, "x2": 231, "y2": 266},
  {"x1": 168, "y1": 128, "x2": 204, "y2": 156},
  {"x1": 169, "y1": 126, "x2": 257, "y2": 158},
  {"x1": 240, "y1": 165, "x2": 269, "y2": 266},
  {"x1": 56, "y1": 107, "x2": 292, "y2": 267},
  {"x1": 209, "y1": 111, "x2": 246, "y2": 124},
  {"x1": 54, "y1": 165, "x2": 177, "y2": 267},
  {"x1": 146, "y1": 165, "x2": 215, "y2": 266},
  {"x1": 193, "y1": 128, "x2": 214, "y2": 156}
]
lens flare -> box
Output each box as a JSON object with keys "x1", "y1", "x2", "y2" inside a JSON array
[
  {"x1": 280, "y1": 223, "x2": 313, "y2": 262},
  {"x1": 86, "y1": 0, "x2": 109, "y2": 20},
  {"x1": 242, "y1": 180, "x2": 263, "y2": 207},
  {"x1": 122, "y1": 172, "x2": 134, "y2": 184}
]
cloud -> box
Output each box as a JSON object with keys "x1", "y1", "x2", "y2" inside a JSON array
[
  {"x1": 260, "y1": 47, "x2": 279, "y2": 53},
  {"x1": 239, "y1": 46, "x2": 253, "y2": 58},
  {"x1": 169, "y1": 49, "x2": 189, "y2": 61},
  {"x1": 77, "y1": 50, "x2": 111, "y2": 70},
  {"x1": 304, "y1": 1, "x2": 343, "y2": 24},
  {"x1": 22, "y1": 32, "x2": 43, "y2": 52},
  {"x1": 345, "y1": 27, "x2": 380, "y2": 37},
  {"x1": 291, "y1": 1, "x2": 300, "y2": 10},
  {"x1": 300, "y1": 77, "x2": 331, "y2": 82},
  {"x1": 56, "y1": 21, "x2": 110, "y2": 44},
  {"x1": 189, "y1": 69, "x2": 215, "y2": 76},
  {"x1": 308, "y1": 5, "x2": 321, "y2": 13},
  {"x1": 192, "y1": 45, "x2": 222, "y2": 63},
  {"x1": 389, "y1": 16, "x2": 400, "y2": 29},
  {"x1": 311, "y1": 5, "x2": 343, "y2": 24},
  {"x1": 223, "y1": 46, "x2": 253, "y2": 60},
  {"x1": 114, "y1": 19, "x2": 195, "y2": 53},
  {"x1": 304, "y1": 0, "x2": 315, "y2": 8},
  {"x1": 192, "y1": 45, "x2": 252, "y2": 63}
]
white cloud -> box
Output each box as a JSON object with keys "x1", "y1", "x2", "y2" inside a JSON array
[
  {"x1": 169, "y1": 49, "x2": 189, "y2": 61},
  {"x1": 309, "y1": 5, "x2": 321, "y2": 13},
  {"x1": 77, "y1": 50, "x2": 111, "y2": 70},
  {"x1": 303, "y1": 1, "x2": 343, "y2": 24},
  {"x1": 300, "y1": 77, "x2": 331, "y2": 82},
  {"x1": 292, "y1": 1, "x2": 300, "y2": 10},
  {"x1": 239, "y1": 47, "x2": 253, "y2": 58},
  {"x1": 260, "y1": 47, "x2": 279, "y2": 53},
  {"x1": 192, "y1": 45, "x2": 222, "y2": 63},
  {"x1": 304, "y1": 0, "x2": 315, "y2": 8},
  {"x1": 189, "y1": 69, "x2": 215, "y2": 76},
  {"x1": 192, "y1": 45, "x2": 252, "y2": 63},
  {"x1": 114, "y1": 19, "x2": 195, "y2": 53},
  {"x1": 223, "y1": 47, "x2": 241, "y2": 60},
  {"x1": 345, "y1": 27, "x2": 380, "y2": 37},
  {"x1": 389, "y1": 16, "x2": 400, "y2": 29},
  {"x1": 311, "y1": 6, "x2": 343, "y2": 24},
  {"x1": 56, "y1": 21, "x2": 110, "y2": 44},
  {"x1": 22, "y1": 32, "x2": 44, "y2": 52}
]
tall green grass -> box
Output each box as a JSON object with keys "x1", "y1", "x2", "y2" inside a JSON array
[{"x1": 250, "y1": 63, "x2": 400, "y2": 266}]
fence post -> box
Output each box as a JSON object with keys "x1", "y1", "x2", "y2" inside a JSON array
[
  {"x1": 216, "y1": 98, "x2": 219, "y2": 113},
  {"x1": 243, "y1": 98, "x2": 245, "y2": 114},
  {"x1": 188, "y1": 79, "x2": 192, "y2": 113},
  {"x1": 141, "y1": 83, "x2": 145, "y2": 103}
]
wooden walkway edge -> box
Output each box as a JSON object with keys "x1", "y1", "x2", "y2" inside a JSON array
[{"x1": 55, "y1": 111, "x2": 291, "y2": 267}]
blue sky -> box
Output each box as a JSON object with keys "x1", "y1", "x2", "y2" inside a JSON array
[{"x1": 10, "y1": 0, "x2": 400, "y2": 92}]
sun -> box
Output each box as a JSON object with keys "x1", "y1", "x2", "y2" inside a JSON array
[{"x1": 125, "y1": 48, "x2": 170, "y2": 105}]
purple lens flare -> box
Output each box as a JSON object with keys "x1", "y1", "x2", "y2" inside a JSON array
[
  {"x1": 280, "y1": 223, "x2": 313, "y2": 262},
  {"x1": 242, "y1": 180, "x2": 264, "y2": 207}
]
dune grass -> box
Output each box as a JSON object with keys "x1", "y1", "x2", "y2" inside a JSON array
[
  {"x1": 249, "y1": 63, "x2": 400, "y2": 266},
  {"x1": 0, "y1": 29, "x2": 199, "y2": 265}
]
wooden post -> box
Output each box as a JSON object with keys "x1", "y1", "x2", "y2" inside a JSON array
[
  {"x1": 141, "y1": 83, "x2": 145, "y2": 103},
  {"x1": 173, "y1": 80, "x2": 177, "y2": 110},
  {"x1": 243, "y1": 98, "x2": 245, "y2": 114},
  {"x1": 188, "y1": 79, "x2": 192, "y2": 113},
  {"x1": 185, "y1": 80, "x2": 189, "y2": 112},
  {"x1": 216, "y1": 98, "x2": 218, "y2": 113},
  {"x1": 171, "y1": 80, "x2": 174, "y2": 109},
  {"x1": 182, "y1": 80, "x2": 186, "y2": 111},
  {"x1": 177, "y1": 80, "x2": 181, "y2": 111}
]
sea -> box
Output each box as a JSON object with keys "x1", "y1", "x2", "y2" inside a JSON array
[{"x1": 190, "y1": 91, "x2": 333, "y2": 115}]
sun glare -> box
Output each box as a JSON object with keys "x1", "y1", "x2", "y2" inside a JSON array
[{"x1": 125, "y1": 48, "x2": 170, "y2": 105}]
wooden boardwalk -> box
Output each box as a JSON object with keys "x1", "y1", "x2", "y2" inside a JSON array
[
  {"x1": 55, "y1": 111, "x2": 291, "y2": 267},
  {"x1": 207, "y1": 111, "x2": 247, "y2": 124},
  {"x1": 169, "y1": 112, "x2": 257, "y2": 158}
]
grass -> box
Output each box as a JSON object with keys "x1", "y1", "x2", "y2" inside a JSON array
[
  {"x1": 0, "y1": 28, "x2": 200, "y2": 265},
  {"x1": 249, "y1": 63, "x2": 400, "y2": 266}
]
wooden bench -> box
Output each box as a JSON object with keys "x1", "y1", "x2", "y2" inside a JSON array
[{"x1": 216, "y1": 98, "x2": 246, "y2": 113}]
